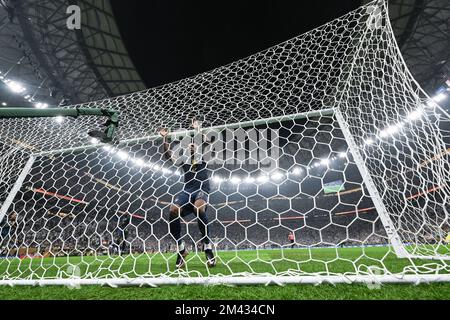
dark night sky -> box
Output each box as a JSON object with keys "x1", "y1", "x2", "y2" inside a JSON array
[{"x1": 111, "y1": 0, "x2": 362, "y2": 89}]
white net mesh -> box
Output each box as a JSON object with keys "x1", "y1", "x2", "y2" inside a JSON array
[{"x1": 0, "y1": 0, "x2": 449, "y2": 285}]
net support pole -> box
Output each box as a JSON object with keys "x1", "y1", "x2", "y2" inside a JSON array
[
  {"x1": 0, "y1": 155, "x2": 35, "y2": 223},
  {"x1": 335, "y1": 109, "x2": 409, "y2": 258},
  {"x1": 0, "y1": 107, "x2": 119, "y2": 143},
  {"x1": 332, "y1": 0, "x2": 409, "y2": 259}
]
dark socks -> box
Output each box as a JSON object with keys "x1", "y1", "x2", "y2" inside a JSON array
[
  {"x1": 169, "y1": 214, "x2": 182, "y2": 249},
  {"x1": 197, "y1": 211, "x2": 210, "y2": 245}
]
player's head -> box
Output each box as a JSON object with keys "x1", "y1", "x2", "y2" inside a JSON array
[{"x1": 188, "y1": 142, "x2": 197, "y2": 155}]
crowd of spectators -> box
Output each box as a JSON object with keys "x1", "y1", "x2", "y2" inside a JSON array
[{"x1": 0, "y1": 210, "x2": 390, "y2": 258}]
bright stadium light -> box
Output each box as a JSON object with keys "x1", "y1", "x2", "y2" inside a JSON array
[
  {"x1": 230, "y1": 176, "x2": 242, "y2": 184},
  {"x1": 257, "y1": 175, "x2": 269, "y2": 183},
  {"x1": 35, "y1": 102, "x2": 49, "y2": 109},
  {"x1": 55, "y1": 116, "x2": 64, "y2": 123},
  {"x1": 407, "y1": 109, "x2": 423, "y2": 121},
  {"x1": 133, "y1": 158, "x2": 145, "y2": 167},
  {"x1": 245, "y1": 176, "x2": 255, "y2": 183},
  {"x1": 380, "y1": 125, "x2": 399, "y2": 138},
  {"x1": 271, "y1": 171, "x2": 284, "y2": 181},
  {"x1": 6, "y1": 81, "x2": 26, "y2": 94},
  {"x1": 432, "y1": 93, "x2": 447, "y2": 103},
  {"x1": 90, "y1": 138, "x2": 99, "y2": 144},
  {"x1": 116, "y1": 150, "x2": 129, "y2": 161},
  {"x1": 1, "y1": 102, "x2": 6, "y2": 106},
  {"x1": 212, "y1": 176, "x2": 224, "y2": 184},
  {"x1": 426, "y1": 100, "x2": 437, "y2": 108}
]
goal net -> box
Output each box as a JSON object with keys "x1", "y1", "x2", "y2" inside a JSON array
[{"x1": 0, "y1": 0, "x2": 449, "y2": 286}]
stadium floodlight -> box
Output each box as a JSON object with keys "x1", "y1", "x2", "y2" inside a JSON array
[
  {"x1": 380, "y1": 125, "x2": 400, "y2": 138},
  {"x1": 103, "y1": 145, "x2": 113, "y2": 152},
  {"x1": 132, "y1": 158, "x2": 145, "y2": 167},
  {"x1": 245, "y1": 176, "x2": 255, "y2": 183},
  {"x1": 116, "y1": 150, "x2": 129, "y2": 161},
  {"x1": 315, "y1": 162, "x2": 322, "y2": 168},
  {"x1": 256, "y1": 174, "x2": 269, "y2": 183},
  {"x1": 271, "y1": 171, "x2": 284, "y2": 181},
  {"x1": 0, "y1": 1, "x2": 449, "y2": 288},
  {"x1": 230, "y1": 176, "x2": 242, "y2": 184},
  {"x1": 407, "y1": 109, "x2": 423, "y2": 121},
  {"x1": 162, "y1": 168, "x2": 172, "y2": 174},
  {"x1": 1, "y1": 102, "x2": 6, "y2": 106},
  {"x1": 426, "y1": 100, "x2": 438, "y2": 109},
  {"x1": 35, "y1": 103, "x2": 49, "y2": 109},
  {"x1": 6, "y1": 80, "x2": 26, "y2": 94},
  {"x1": 432, "y1": 93, "x2": 447, "y2": 103},
  {"x1": 212, "y1": 176, "x2": 224, "y2": 184}
]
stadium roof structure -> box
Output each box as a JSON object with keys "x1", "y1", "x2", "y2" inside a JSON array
[
  {"x1": 0, "y1": 0, "x2": 146, "y2": 108},
  {"x1": 0, "y1": 0, "x2": 448, "y2": 109},
  {"x1": 382, "y1": 0, "x2": 450, "y2": 95}
]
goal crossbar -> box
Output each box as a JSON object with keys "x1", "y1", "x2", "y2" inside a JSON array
[{"x1": 35, "y1": 108, "x2": 336, "y2": 157}]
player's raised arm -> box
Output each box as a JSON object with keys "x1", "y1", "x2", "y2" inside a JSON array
[
  {"x1": 192, "y1": 117, "x2": 211, "y2": 145},
  {"x1": 159, "y1": 128, "x2": 174, "y2": 162}
]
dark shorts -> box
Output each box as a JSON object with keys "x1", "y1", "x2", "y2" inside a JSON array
[{"x1": 174, "y1": 190, "x2": 209, "y2": 217}]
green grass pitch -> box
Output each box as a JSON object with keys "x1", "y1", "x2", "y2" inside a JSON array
[{"x1": 0, "y1": 246, "x2": 449, "y2": 300}]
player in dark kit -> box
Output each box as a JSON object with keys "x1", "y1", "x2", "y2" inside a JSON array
[
  {"x1": 160, "y1": 121, "x2": 216, "y2": 269},
  {"x1": 113, "y1": 212, "x2": 130, "y2": 255},
  {"x1": 0, "y1": 212, "x2": 17, "y2": 252}
]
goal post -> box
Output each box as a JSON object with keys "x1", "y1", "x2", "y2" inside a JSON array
[
  {"x1": 0, "y1": 0, "x2": 449, "y2": 286},
  {"x1": 334, "y1": 109, "x2": 409, "y2": 259},
  {"x1": 0, "y1": 156, "x2": 36, "y2": 224}
]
